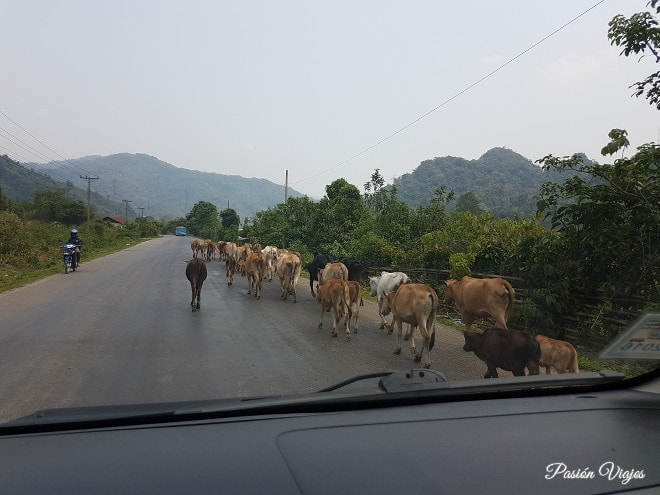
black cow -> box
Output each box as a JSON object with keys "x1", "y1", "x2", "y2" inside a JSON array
[
  {"x1": 185, "y1": 258, "x2": 208, "y2": 312},
  {"x1": 338, "y1": 257, "x2": 363, "y2": 282},
  {"x1": 463, "y1": 327, "x2": 541, "y2": 378},
  {"x1": 306, "y1": 253, "x2": 333, "y2": 297}
]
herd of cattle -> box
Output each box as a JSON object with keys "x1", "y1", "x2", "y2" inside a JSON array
[{"x1": 184, "y1": 239, "x2": 580, "y2": 378}]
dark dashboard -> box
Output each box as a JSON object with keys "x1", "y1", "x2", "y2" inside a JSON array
[{"x1": 1, "y1": 371, "x2": 658, "y2": 494}]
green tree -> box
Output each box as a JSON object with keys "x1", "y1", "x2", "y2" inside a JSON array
[
  {"x1": 185, "y1": 201, "x2": 220, "y2": 238},
  {"x1": 318, "y1": 179, "x2": 366, "y2": 250},
  {"x1": 219, "y1": 208, "x2": 240, "y2": 229},
  {"x1": 536, "y1": 131, "x2": 659, "y2": 299},
  {"x1": 33, "y1": 188, "x2": 86, "y2": 225},
  {"x1": 608, "y1": 0, "x2": 660, "y2": 108},
  {"x1": 454, "y1": 191, "x2": 485, "y2": 215}
]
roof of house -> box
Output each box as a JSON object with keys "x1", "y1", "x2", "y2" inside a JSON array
[{"x1": 103, "y1": 216, "x2": 128, "y2": 225}]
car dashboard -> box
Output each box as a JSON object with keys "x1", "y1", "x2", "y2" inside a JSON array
[{"x1": 0, "y1": 371, "x2": 659, "y2": 494}]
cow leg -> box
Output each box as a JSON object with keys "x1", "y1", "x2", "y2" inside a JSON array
[
  {"x1": 526, "y1": 360, "x2": 540, "y2": 375},
  {"x1": 310, "y1": 280, "x2": 316, "y2": 298},
  {"x1": 195, "y1": 284, "x2": 202, "y2": 309},
  {"x1": 343, "y1": 302, "x2": 351, "y2": 340},
  {"x1": 331, "y1": 305, "x2": 340, "y2": 338},
  {"x1": 393, "y1": 319, "x2": 403, "y2": 355},
  {"x1": 484, "y1": 365, "x2": 498, "y2": 378},
  {"x1": 512, "y1": 367, "x2": 526, "y2": 377},
  {"x1": 318, "y1": 304, "x2": 325, "y2": 329},
  {"x1": 190, "y1": 283, "x2": 197, "y2": 312}
]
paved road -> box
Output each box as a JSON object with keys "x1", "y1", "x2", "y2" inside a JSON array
[{"x1": 0, "y1": 236, "x2": 486, "y2": 423}]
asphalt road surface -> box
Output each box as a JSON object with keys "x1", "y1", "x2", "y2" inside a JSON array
[{"x1": 0, "y1": 236, "x2": 487, "y2": 423}]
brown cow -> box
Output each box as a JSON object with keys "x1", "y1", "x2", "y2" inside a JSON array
[
  {"x1": 444, "y1": 276, "x2": 515, "y2": 331},
  {"x1": 463, "y1": 327, "x2": 541, "y2": 378},
  {"x1": 245, "y1": 251, "x2": 267, "y2": 299},
  {"x1": 536, "y1": 335, "x2": 580, "y2": 374},
  {"x1": 382, "y1": 283, "x2": 439, "y2": 368},
  {"x1": 185, "y1": 258, "x2": 207, "y2": 312},
  {"x1": 316, "y1": 278, "x2": 351, "y2": 339},
  {"x1": 276, "y1": 252, "x2": 301, "y2": 302}
]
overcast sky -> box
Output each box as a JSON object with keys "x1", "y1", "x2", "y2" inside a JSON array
[{"x1": 1, "y1": 0, "x2": 658, "y2": 199}]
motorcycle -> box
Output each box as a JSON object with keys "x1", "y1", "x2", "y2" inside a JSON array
[{"x1": 63, "y1": 243, "x2": 78, "y2": 273}]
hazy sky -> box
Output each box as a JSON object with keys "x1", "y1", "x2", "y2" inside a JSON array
[{"x1": 1, "y1": 0, "x2": 658, "y2": 199}]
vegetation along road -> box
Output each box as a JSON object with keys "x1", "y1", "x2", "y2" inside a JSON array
[{"x1": 0, "y1": 235, "x2": 489, "y2": 423}]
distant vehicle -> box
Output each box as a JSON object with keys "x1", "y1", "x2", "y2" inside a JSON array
[{"x1": 175, "y1": 226, "x2": 187, "y2": 236}]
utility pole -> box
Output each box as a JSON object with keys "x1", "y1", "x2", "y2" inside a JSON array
[
  {"x1": 284, "y1": 169, "x2": 288, "y2": 204},
  {"x1": 137, "y1": 207, "x2": 145, "y2": 217},
  {"x1": 80, "y1": 175, "x2": 99, "y2": 222},
  {"x1": 122, "y1": 199, "x2": 132, "y2": 219}
]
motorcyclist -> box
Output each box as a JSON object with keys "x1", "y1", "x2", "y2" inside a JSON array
[{"x1": 66, "y1": 229, "x2": 83, "y2": 268}]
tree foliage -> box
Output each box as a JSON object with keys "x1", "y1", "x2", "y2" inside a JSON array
[
  {"x1": 537, "y1": 131, "x2": 659, "y2": 300},
  {"x1": 608, "y1": 0, "x2": 660, "y2": 109}
]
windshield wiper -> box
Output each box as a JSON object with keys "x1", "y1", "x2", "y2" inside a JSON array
[{"x1": 0, "y1": 370, "x2": 626, "y2": 434}]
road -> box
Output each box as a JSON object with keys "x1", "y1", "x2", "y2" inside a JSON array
[{"x1": 0, "y1": 236, "x2": 485, "y2": 423}]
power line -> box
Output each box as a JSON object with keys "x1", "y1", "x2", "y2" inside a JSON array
[{"x1": 293, "y1": 0, "x2": 607, "y2": 185}]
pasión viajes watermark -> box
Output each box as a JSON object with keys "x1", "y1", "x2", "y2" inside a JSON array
[{"x1": 545, "y1": 462, "x2": 646, "y2": 485}]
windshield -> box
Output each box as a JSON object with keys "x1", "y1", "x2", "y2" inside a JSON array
[{"x1": 0, "y1": 1, "x2": 658, "y2": 424}]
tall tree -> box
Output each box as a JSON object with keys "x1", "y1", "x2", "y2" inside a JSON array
[
  {"x1": 537, "y1": 131, "x2": 659, "y2": 298},
  {"x1": 608, "y1": 0, "x2": 660, "y2": 108}
]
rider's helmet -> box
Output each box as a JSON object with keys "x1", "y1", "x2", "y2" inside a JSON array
[{"x1": 70, "y1": 229, "x2": 78, "y2": 237}]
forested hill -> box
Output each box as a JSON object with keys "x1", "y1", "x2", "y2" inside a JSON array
[
  {"x1": 0, "y1": 154, "x2": 128, "y2": 217},
  {"x1": 392, "y1": 147, "x2": 585, "y2": 218},
  {"x1": 25, "y1": 153, "x2": 304, "y2": 221}
]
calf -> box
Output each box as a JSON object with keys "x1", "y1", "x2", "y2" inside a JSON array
[
  {"x1": 185, "y1": 258, "x2": 207, "y2": 311},
  {"x1": 382, "y1": 283, "x2": 438, "y2": 368},
  {"x1": 306, "y1": 253, "x2": 333, "y2": 297},
  {"x1": 536, "y1": 335, "x2": 580, "y2": 374},
  {"x1": 463, "y1": 327, "x2": 541, "y2": 378},
  {"x1": 316, "y1": 278, "x2": 351, "y2": 339},
  {"x1": 368, "y1": 271, "x2": 410, "y2": 330}
]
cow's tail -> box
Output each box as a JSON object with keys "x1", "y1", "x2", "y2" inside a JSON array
[
  {"x1": 428, "y1": 291, "x2": 437, "y2": 351},
  {"x1": 503, "y1": 279, "x2": 515, "y2": 322}
]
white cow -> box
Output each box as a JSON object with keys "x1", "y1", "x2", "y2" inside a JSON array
[
  {"x1": 261, "y1": 245, "x2": 278, "y2": 282},
  {"x1": 368, "y1": 271, "x2": 411, "y2": 330}
]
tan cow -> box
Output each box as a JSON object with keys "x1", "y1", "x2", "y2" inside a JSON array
[
  {"x1": 317, "y1": 262, "x2": 348, "y2": 286},
  {"x1": 224, "y1": 242, "x2": 238, "y2": 286},
  {"x1": 244, "y1": 251, "x2": 267, "y2": 299},
  {"x1": 190, "y1": 239, "x2": 201, "y2": 258},
  {"x1": 536, "y1": 335, "x2": 580, "y2": 374},
  {"x1": 203, "y1": 239, "x2": 215, "y2": 261},
  {"x1": 236, "y1": 243, "x2": 253, "y2": 276},
  {"x1": 316, "y1": 278, "x2": 351, "y2": 339},
  {"x1": 382, "y1": 283, "x2": 439, "y2": 368},
  {"x1": 276, "y1": 252, "x2": 301, "y2": 302},
  {"x1": 444, "y1": 276, "x2": 515, "y2": 331}
]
